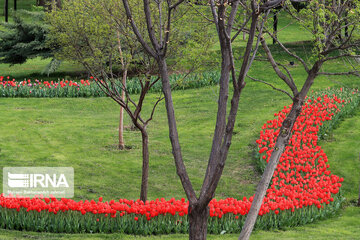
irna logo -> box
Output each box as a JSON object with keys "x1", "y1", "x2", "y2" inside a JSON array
[{"x1": 7, "y1": 172, "x2": 69, "y2": 188}]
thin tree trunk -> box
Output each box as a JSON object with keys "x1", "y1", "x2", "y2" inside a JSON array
[
  {"x1": 14, "y1": 0, "x2": 16, "y2": 11},
  {"x1": 239, "y1": 61, "x2": 322, "y2": 240},
  {"x1": 358, "y1": 152, "x2": 360, "y2": 206},
  {"x1": 140, "y1": 129, "x2": 149, "y2": 202},
  {"x1": 4, "y1": 0, "x2": 8, "y2": 22},
  {"x1": 273, "y1": 11, "x2": 278, "y2": 44},
  {"x1": 157, "y1": 57, "x2": 197, "y2": 202},
  {"x1": 189, "y1": 204, "x2": 209, "y2": 239},
  {"x1": 118, "y1": 69, "x2": 127, "y2": 150},
  {"x1": 117, "y1": 31, "x2": 126, "y2": 150}
]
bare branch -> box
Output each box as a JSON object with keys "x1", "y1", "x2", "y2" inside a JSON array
[
  {"x1": 266, "y1": 30, "x2": 310, "y2": 73},
  {"x1": 261, "y1": 37, "x2": 299, "y2": 95},
  {"x1": 231, "y1": 15, "x2": 251, "y2": 43},
  {"x1": 247, "y1": 75, "x2": 293, "y2": 99},
  {"x1": 318, "y1": 71, "x2": 360, "y2": 76},
  {"x1": 122, "y1": 0, "x2": 157, "y2": 58}
]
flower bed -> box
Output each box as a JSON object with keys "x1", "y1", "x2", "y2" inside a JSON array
[
  {"x1": 0, "y1": 88, "x2": 358, "y2": 234},
  {"x1": 0, "y1": 72, "x2": 221, "y2": 98}
]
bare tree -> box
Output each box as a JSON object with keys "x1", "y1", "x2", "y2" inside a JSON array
[
  {"x1": 121, "y1": 0, "x2": 285, "y2": 239},
  {"x1": 239, "y1": 1, "x2": 360, "y2": 239},
  {"x1": 48, "y1": 0, "x2": 164, "y2": 201}
]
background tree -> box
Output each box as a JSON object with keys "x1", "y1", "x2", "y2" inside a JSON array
[
  {"x1": 47, "y1": 0, "x2": 162, "y2": 201},
  {"x1": 47, "y1": 0, "x2": 213, "y2": 201},
  {"x1": 0, "y1": 9, "x2": 60, "y2": 75},
  {"x1": 239, "y1": 0, "x2": 360, "y2": 239}
]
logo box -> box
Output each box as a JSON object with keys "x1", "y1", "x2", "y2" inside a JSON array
[{"x1": 3, "y1": 167, "x2": 74, "y2": 198}]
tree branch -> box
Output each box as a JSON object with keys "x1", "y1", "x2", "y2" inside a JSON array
[{"x1": 247, "y1": 75, "x2": 293, "y2": 99}]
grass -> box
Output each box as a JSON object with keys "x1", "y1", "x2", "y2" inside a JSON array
[
  {"x1": 0, "y1": 4, "x2": 359, "y2": 239},
  {"x1": 0, "y1": 0, "x2": 37, "y2": 16}
]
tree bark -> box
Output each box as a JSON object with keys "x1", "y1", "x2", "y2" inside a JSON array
[
  {"x1": 188, "y1": 204, "x2": 209, "y2": 240},
  {"x1": 140, "y1": 129, "x2": 149, "y2": 202},
  {"x1": 158, "y1": 57, "x2": 197, "y2": 203}
]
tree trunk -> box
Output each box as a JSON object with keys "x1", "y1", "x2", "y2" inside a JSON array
[
  {"x1": 358, "y1": 152, "x2": 360, "y2": 206},
  {"x1": 140, "y1": 129, "x2": 149, "y2": 202},
  {"x1": 273, "y1": 11, "x2": 278, "y2": 44},
  {"x1": 4, "y1": 0, "x2": 8, "y2": 22},
  {"x1": 14, "y1": 0, "x2": 16, "y2": 11},
  {"x1": 118, "y1": 69, "x2": 127, "y2": 150},
  {"x1": 157, "y1": 57, "x2": 197, "y2": 202},
  {"x1": 188, "y1": 204, "x2": 209, "y2": 240},
  {"x1": 37, "y1": 0, "x2": 46, "y2": 7},
  {"x1": 239, "y1": 61, "x2": 322, "y2": 240},
  {"x1": 238, "y1": 100, "x2": 303, "y2": 240}
]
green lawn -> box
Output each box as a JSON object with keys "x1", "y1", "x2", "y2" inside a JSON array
[
  {"x1": 0, "y1": 0, "x2": 37, "y2": 16},
  {"x1": 0, "y1": 81, "x2": 359, "y2": 239},
  {"x1": 0, "y1": 3, "x2": 359, "y2": 239}
]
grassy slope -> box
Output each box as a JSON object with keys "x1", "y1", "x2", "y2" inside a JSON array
[
  {"x1": 0, "y1": 5, "x2": 359, "y2": 240},
  {"x1": 0, "y1": 0, "x2": 36, "y2": 16}
]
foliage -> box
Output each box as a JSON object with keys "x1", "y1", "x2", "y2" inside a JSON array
[
  {"x1": 286, "y1": 0, "x2": 360, "y2": 57},
  {"x1": 0, "y1": 10, "x2": 51, "y2": 65}
]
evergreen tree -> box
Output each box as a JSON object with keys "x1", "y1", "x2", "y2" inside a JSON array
[{"x1": 0, "y1": 10, "x2": 52, "y2": 65}]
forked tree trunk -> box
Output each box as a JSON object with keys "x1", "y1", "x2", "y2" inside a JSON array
[
  {"x1": 140, "y1": 129, "x2": 149, "y2": 202},
  {"x1": 189, "y1": 204, "x2": 209, "y2": 240}
]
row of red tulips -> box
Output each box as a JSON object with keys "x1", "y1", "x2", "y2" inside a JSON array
[
  {"x1": 0, "y1": 72, "x2": 222, "y2": 97},
  {"x1": 0, "y1": 87, "x2": 358, "y2": 234}
]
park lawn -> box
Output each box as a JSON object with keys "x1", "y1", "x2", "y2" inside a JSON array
[
  {"x1": 0, "y1": 0, "x2": 36, "y2": 16},
  {"x1": 0, "y1": 57, "x2": 86, "y2": 81},
  {"x1": 0, "y1": 3, "x2": 359, "y2": 239},
  {"x1": 0, "y1": 79, "x2": 359, "y2": 239}
]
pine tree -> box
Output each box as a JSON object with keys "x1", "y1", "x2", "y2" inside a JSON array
[{"x1": 0, "y1": 10, "x2": 52, "y2": 65}]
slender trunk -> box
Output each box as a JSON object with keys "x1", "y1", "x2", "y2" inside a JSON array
[
  {"x1": 188, "y1": 204, "x2": 209, "y2": 240},
  {"x1": 14, "y1": 0, "x2": 16, "y2": 11},
  {"x1": 140, "y1": 129, "x2": 149, "y2": 202},
  {"x1": 118, "y1": 69, "x2": 127, "y2": 150},
  {"x1": 238, "y1": 98, "x2": 303, "y2": 240},
  {"x1": 239, "y1": 61, "x2": 322, "y2": 240},
  {"x1": 158, "y1": 57, "x2": 197, "y2": 202},
  {"x1": 4, "y1": 0, "x2": 8, "y2": 22},
  {"x1": 273, "y1": 11, "x2": 278, "y2": 44},
  {"x1": 358, "y1": 152, "x2": 360, "y2": 206}
]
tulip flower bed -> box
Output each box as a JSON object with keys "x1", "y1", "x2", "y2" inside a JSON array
[
  {"x1": 0, "y1": 72, "x2": 221, "y2": 98},
  {"x1": 0, "y1": 88, "x2": 358, "y2": 235}
]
